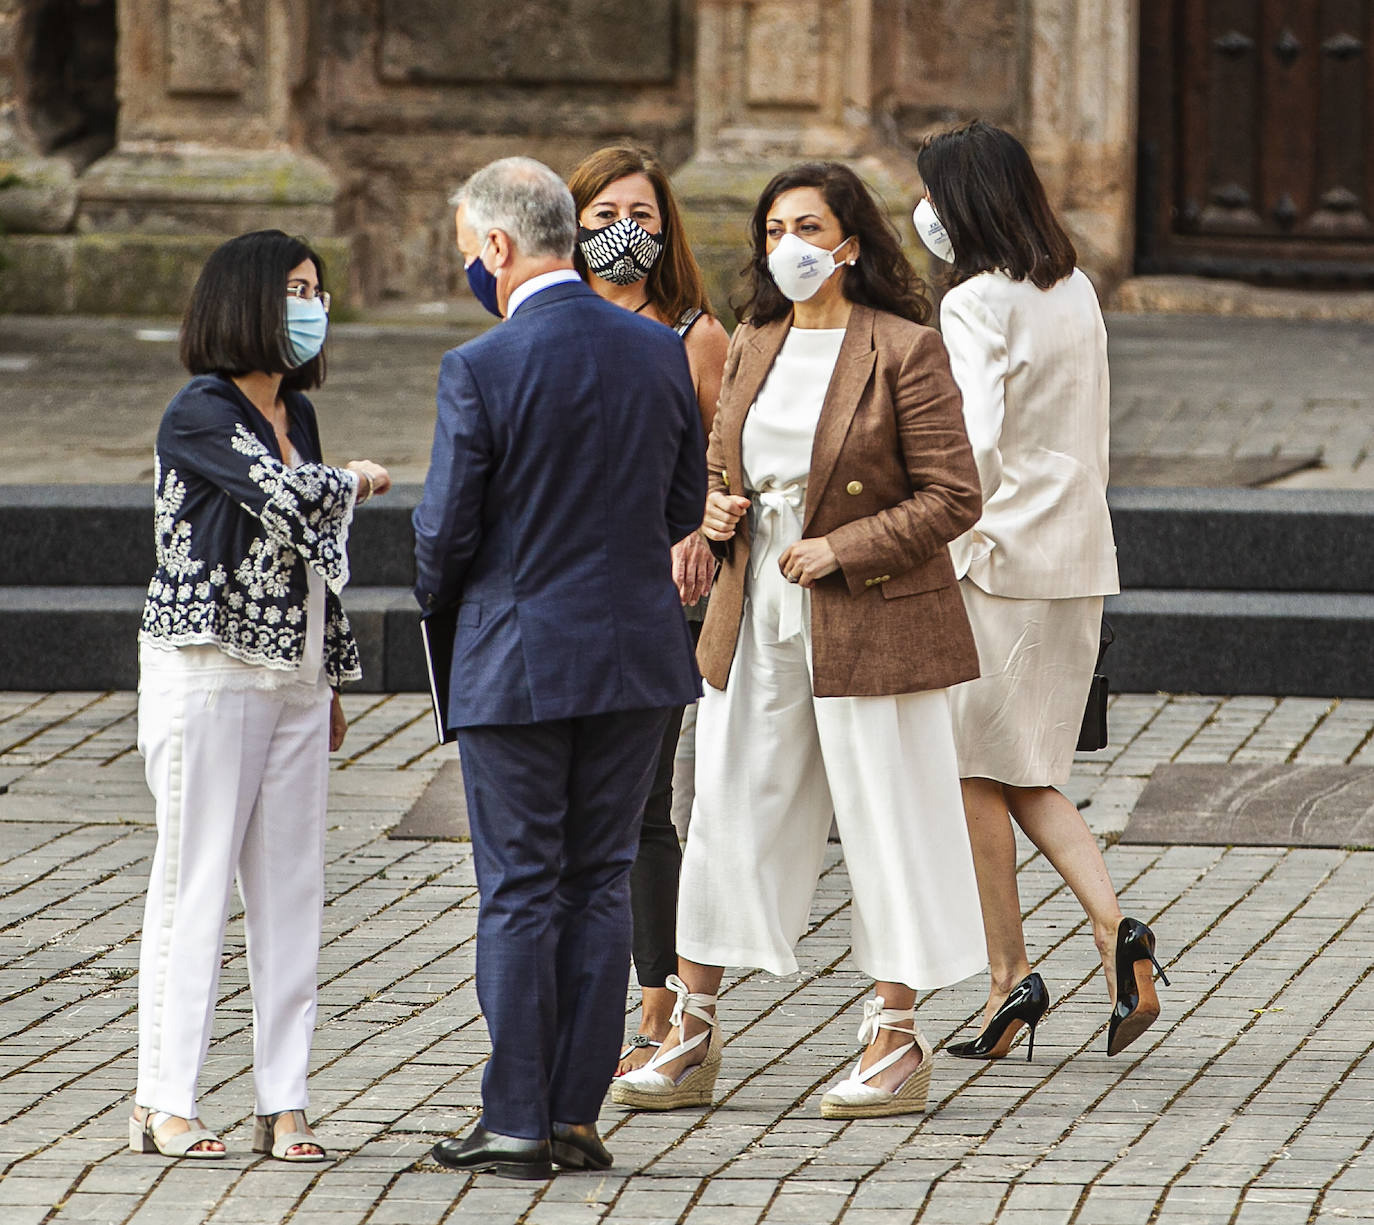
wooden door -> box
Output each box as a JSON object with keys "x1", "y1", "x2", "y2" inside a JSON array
[{"x1": 1138, "y1": 1, "x2": 1374, "y2": 285}]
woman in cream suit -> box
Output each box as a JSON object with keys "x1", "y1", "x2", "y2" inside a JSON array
[
  {"x1": 914, "y1": 121, "x2": 1168, "y2": 1062},
  {"x1": 614, "y1": 161, "x2": 987, "y2": 1119}
]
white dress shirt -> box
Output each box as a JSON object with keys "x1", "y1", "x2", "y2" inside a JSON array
[
  {"x1": 506, "y1": 267, "x2": 583, "y2": 317},
  {"x1": 941, "y1": 268, "x2": 1119, "y2": 599}
]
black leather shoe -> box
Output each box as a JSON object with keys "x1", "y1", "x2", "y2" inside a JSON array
[
  {"x1": 1107, "y1": 917, "x2": 1170, "y2": 1056},
  {"x1": 550, "y1": 1121, "x2": 613, "y2": 1171},
  {"x1": 946, "y1": 972, "x2": 1051, "y2": 1062},
  {"x1": 431, "y1": 1124, "x2": 553, "y2": 1180}
]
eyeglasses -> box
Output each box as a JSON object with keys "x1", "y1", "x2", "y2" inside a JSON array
[{"x1": 286, "y1": 283, "x2": 331, "y2": 312}]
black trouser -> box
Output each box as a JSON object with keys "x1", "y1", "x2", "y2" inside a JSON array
[{"x1": 629, "y1": 619, "x2": 702, "y2": 989}]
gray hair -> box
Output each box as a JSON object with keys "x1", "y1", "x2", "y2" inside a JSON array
[{"x1": 450, "y1": 157, "x2": 576, "y2": 260}]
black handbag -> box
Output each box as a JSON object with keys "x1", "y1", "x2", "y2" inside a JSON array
[{"x1": 1076, "y1": 619, "x2": 1115, "y2": 752}]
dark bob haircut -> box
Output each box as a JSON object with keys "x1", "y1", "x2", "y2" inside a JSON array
[
  {"x1": 180, "y1": 229, "x2": 327, "y2": 390},
  {"x1": 916, "y1": 120, "x2": 1076, "y2": 291},
  {"x1": 735, "y1": 162, "x2": 932, "y2": 327}
]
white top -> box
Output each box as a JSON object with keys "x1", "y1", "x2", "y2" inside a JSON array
[
  {"x1": 742, "y1": 327, "x2": 846, "y2": 495},
  {"x1": 940, "y1": 268, "x2": 1119, "y2": 599},
  {"x1": 741, "y1": 327, "x2": 845, "y2": 642},
  {"x1": 140, "y1": 446, "x2": 332, "y2": 704},
  {"x1": 507, "y1": 268, "x2": 582, "y2": 317}
]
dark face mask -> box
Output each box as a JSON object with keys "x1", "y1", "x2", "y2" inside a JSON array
[
  {"x1": 577, "y1": 216, "x2": 665, "y2": 286},
  {"x1": 465, "y1": 238, "x2": 502, "y2": 317}
]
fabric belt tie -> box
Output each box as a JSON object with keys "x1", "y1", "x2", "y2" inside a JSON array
[{"x1": 751, "y1": 482, "x2": 808, "y2": 643}]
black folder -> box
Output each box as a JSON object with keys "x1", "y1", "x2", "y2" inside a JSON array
[{"x1": 419, "y1": 608, "x2": 459, "y2": 745}]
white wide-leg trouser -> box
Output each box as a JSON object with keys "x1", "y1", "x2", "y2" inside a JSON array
[
  {"x1": 135, "y1": 681, "x2": 329, "y2": 1119},
  {"x1": 679, "y1": 500, "x2": 987, "y2": 989}
]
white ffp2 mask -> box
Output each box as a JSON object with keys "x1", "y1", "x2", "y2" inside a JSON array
[
  {"x1": 766, "y1": 232, "x2": 855, "y2": 302},
  {"x1": 913, "y1": 198, "x2": 955, "y2": 263}
]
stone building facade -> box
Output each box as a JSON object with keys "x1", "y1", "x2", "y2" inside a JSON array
[{"x1": 2, "y1": 2, "x2": 1369, "y2": 316}]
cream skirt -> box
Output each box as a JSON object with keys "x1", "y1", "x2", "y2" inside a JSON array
[{"x1": 948, "y1": 581, "x2": 1103, "y2": 787}]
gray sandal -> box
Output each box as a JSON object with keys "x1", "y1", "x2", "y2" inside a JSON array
[
  {"x1": 252, "y1": 1109, "x2": 327, "y2": 1162},
  {"x1": 129, "y1": 1110, "x2": 226, "y2": 1159}
]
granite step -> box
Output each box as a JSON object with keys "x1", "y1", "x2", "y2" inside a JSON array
[{"x1": 2, "y1": 486, "x2": 1371, "y2": 693}]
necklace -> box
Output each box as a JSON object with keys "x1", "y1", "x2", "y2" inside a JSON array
[{"x1": 633, "y1": 299, "x2": 652, "y2": 314}]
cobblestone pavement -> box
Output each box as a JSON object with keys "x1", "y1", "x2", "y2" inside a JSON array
[
  {"x1": 3, "y1": 313, "x2": 1372, "y2": 488},
  {"x1": 2, "y1": 690, "x2": 1374, "y2": 1224}
]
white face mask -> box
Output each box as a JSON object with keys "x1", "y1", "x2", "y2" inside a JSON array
[
  {"x1": 766, "y1": 232, "x2": 855, "y2": 302},
  {"x1": 913, "y1": 198, "x2": 955, "y2": 263}
]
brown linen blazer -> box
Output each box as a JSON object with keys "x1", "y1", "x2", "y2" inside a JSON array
[{"x1": 697, "y1": 303, "x2": 983, "y2": 698}]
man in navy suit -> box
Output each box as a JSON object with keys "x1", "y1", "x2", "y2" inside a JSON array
[{"x1": 413, "y1": 157, "x2": 705, "y2": 1179}]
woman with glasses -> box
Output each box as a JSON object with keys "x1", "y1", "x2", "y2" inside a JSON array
[
  {"x1": 131, "y1": 230, "x2": 391, "y2": 1161},
  {"x1": 566, "y1": 146, "x2": 730, "y2": 1076}
]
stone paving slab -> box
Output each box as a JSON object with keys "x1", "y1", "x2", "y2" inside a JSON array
[
  {"x1": 1123, "y1": 763, "x2": 1374, "y2": 847},
  {"x1": 2, "y1": 691, "x2": 1374, "y2": 1223},
  {"x1": 2, "y1": 313, "x2": 1371, "y2": 488}
]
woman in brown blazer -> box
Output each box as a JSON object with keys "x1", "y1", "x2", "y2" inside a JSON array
[{"x1": 614, "y1": 163, "x2": 988, "y2": 1120}]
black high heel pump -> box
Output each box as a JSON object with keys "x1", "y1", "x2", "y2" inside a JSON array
[
  {"x1": 947, "y1": 972, "x2": 1050, "y2": 1062},
  {"x1": 1106, "y1": 917, "x2": 1170, "y2": 1056}
]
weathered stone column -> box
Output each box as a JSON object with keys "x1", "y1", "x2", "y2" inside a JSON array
[
  {"x1": 0, "y1": 0, "x2": 80, "y2": 241},
  {"x1": 675, "y1": 0, "x2": 924, "y2": 318},
  {"x1": 83, "y1": 0, "x2": 332, "y2": 224},
  {"x1": 70, "y1": 0, "x2": 344, "y2": 311},
  {"x1": 1026, "y1": 0, "x2": 1139, "y2": 289}
]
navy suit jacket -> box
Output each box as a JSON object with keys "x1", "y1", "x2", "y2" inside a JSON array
[{"x1": 413, "y1": 279, "x2": 706, "y2": 728}]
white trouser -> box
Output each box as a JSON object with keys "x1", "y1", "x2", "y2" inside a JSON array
[
  {"x1": 135, "y1": 681, "x2": 329, "y2": 1119},
  {"x1": 678, "y1": 493, "x2": 987, "y2": 988}
]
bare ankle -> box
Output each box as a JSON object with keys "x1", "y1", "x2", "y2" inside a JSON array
[
  {"x1": 989, "y1": 965, "x2": 1032, "y2": 996},
  {"x1": 1094, "y1": 917, "x2": 1123, "y2": 959}
]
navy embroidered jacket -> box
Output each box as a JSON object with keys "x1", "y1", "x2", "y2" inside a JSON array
[{"x1": 139, "y1": 374, "x2": 362, "y2": 685}]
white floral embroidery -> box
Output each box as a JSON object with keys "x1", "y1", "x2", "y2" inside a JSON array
[
  {"x1": 235, "y1": 536, "x2": 295, "y2": 601},
  {"x1": 142, "y1": 405, "x2": 361, "y2": 686},
  {"x1": 153, "y1": 469, "x2": 205, "y2": 580}
]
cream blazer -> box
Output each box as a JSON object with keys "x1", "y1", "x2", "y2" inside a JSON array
[{"x1": 940, "y1": 268, "x2": 1120, "y2": 599}]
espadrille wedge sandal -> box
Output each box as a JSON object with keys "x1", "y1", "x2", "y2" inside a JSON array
[
  {"x1": 611, "y1": 975, "x2": 720, "y2": 1110},
  {"x1": 820, "y1": 996, "x2": 934, "y2": 1119}
]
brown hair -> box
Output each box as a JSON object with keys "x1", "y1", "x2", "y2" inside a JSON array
[
  {"x1": 567, "y1": 146, "x2": 711, "y2": 324},
  {"x1": 916, "y1": 120, "x2": 1077, "y2": 290},
  {"x1": 734, "y1": 162, "x2": 932, "y2": 326},
  {"x1": 180, "y1": 229, "x2": 326, "y2": 389}
]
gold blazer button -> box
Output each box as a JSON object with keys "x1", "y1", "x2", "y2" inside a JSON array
[{"x1": 846, "y1": 480, "x2": 863, "y2": 495}]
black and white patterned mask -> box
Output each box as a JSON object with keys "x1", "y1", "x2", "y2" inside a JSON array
[{"x1": 577, "y1": 217, "x2": 665, "y2": 286}]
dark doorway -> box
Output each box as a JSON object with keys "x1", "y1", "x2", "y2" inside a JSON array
[
  {"x1": 20, "y1": 0, "x2": 117, "y2": 168},
  {"x1": 1137, "y1": 1, "x2": 1374, "y2": 286}
]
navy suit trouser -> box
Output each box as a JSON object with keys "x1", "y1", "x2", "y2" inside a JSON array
[{"x1": 457, "y1": 706, "x2": 672, "y2": 1139}]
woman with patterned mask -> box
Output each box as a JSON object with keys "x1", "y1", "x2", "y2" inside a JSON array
[{"x1": 568, "y1": 146, "x2": 730, "y2": 1077}]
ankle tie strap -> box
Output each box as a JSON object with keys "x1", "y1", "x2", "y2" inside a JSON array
[
  {"x1": 857, "y1": 995, "x2": 917, "y2": 1046},
  {"x1": 666, "y1": 973, "x2": 717, "y2": 1030},
  {"x1": 639, "y1": 974, "x2": 718, "y2": 1079}
]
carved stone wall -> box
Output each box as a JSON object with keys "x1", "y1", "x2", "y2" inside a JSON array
[
  {"x1": 1, "y1": 0, "x2": 1140, "y2": 312},
  {"x1": 320, "y1": 0, "x2": 697, "y2": 302},
  {"x1": 883, "y1": 0, "x2": 1026, "y2": 135},
  {"x1": 879, "y1": 0, "x2": 1137, "y2": 289}
]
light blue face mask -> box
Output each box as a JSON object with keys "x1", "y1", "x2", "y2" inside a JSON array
[{"x1": 284, "y1": 295, "x2": 329, "y2": 367}]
